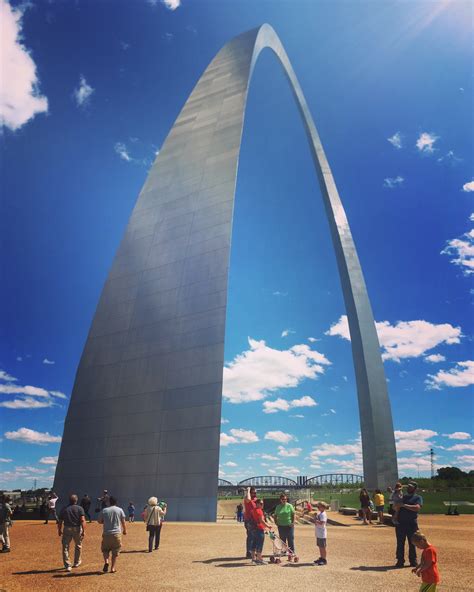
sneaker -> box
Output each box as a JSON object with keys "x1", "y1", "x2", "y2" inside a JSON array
[
  {"x1": 395, "y1": 562, "x2": 404, "y2": 568},
  {"x1": 66, "y1": 566, "x2": 72, "y2": 572},
  {"x1": 255, "y1": 559, "x2": 266, "y2": 565},
  {"x1": 73, "y1": 562, "x2": 81, "y2": 568},
  {"x1": 410, "y1": 562, "x2": 418, "y2": 568},
  {"x1": 313, "y1": 558, "x2": 322, "y2": 564},
  {"x1": 1, "y1": 548, "x2": 11, "y2": 553},
  {"x1": 103, "y1": 562, "x2": 109, "y2": 573},
  {"x1": 315, "y1": 559, "x2": 326, "y2": 566}
]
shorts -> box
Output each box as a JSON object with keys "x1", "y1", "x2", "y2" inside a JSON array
[
  {"x1": 376, "y1": 505, "x2": 384, "y2": 512},
  {"x1": 316, "y1": 537, "x2": 327, "y2": 548},
  {"x1": 419, "y1": 584, "x2": 437, "y2": 592},
  {"x1": 101, "y1": 533, "x2": 122, "y2": 556},
  {"x1": 252, "y1": 529, "x2": 265, "y2": 553}
]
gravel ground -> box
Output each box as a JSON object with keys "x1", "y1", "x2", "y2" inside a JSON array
[{"x1": 1, "y1": 515, "x2": 472, "y2": 591}]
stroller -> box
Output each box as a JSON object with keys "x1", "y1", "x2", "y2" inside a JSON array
[{"x1": 267, "y1": 531, "x2": 299, "y2": 563}]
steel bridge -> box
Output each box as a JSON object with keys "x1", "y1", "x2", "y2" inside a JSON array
[
  {"x1": 218, "y1": 474, "x2": 364, "y2": 488},
  {"x1": 305, "y1": 474, "x2": 363, "y2": 487}
]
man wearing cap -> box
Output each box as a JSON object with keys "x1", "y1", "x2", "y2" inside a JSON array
[{"x1": 394, "y1": 482, "x2": 423, "y2": 568}]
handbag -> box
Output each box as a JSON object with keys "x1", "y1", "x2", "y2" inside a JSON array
[{"x1": 145, "y1": 506, "x2": 157, "y2": 532}]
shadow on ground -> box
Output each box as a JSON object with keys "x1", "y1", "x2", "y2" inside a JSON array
[{"x1": 351, "y1": 565, "x2": 406, "y2": 572}]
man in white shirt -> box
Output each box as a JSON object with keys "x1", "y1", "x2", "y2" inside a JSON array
[
  {"x1": 45, "y1": 492, "x2": 59, "y2": 525},
  {"x1": 98, "y1": 496, "x2": 127, "y2": 573}
]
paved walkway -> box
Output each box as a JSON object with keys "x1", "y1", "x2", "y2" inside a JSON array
[{"x1": 1, "y1": 515, "x2": 472, "y2": 591}]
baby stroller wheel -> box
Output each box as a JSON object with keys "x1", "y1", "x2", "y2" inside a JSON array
[{"x1": 293, "y1": 556, "x2": 299, "y2": 563}]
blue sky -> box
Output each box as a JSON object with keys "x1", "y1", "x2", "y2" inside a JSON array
[{"x1": 0, "y1": 0, "x2": 473, "y2": 489}]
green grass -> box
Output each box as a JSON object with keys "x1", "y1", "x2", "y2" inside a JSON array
[{"x1": 312, "y1": 489, "x2": 474, "y2": 514}]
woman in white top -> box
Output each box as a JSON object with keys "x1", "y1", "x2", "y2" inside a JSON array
[{"x1": 144, "y1": 497, "x2": 165, "y2": 552}]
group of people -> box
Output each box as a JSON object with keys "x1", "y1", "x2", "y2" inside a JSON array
[
  {"x1": 239, "y1": 482, "x2": 439, "y2": 591},
  {"x1": 242, "y1": 488, "x2": 328, "y2": 566}
]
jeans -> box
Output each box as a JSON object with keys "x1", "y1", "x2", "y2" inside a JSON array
[
  {"x1": 277, "y1": 525, "x2": 295, "y2": 553},
  {"x1": 253, "y1": 529, "x2": 265, "y2": 553},
  {"x1": 244, "y1": 521, "x2": 254, "y2": 554},
  {"x1": 45, "y1": 508, "x2": 58, "y2": 524},
  {"x1": 395, "y1": 521, "x2": 418, "y2": 564},
  {"x1": 148, "y1": 524, "x2": 162, "y2": 551},
  {"x1": 62, "y1": 526, "x2": 82, "y2": 567}
]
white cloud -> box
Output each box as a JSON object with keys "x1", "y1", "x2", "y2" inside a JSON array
[
  {"x1": 426, "y1": 360, "x2": 474, "y2": 390},
  {"x1": 456, "y1": 455, "x2": 474, "y2": 471},
  {"x1": 50, "y1": 390, "x2": 67, "y2": 399},
  {"x1": 462, "y1": 180, "x2": 474, "y2": 192},
  {"x1": 277, "y1": 446, "x2": 302, "y2": 457},
  {"x1": 0, "y1": 397, "x2": 54, "y2": 409},
  {"x1": 443, "y1": 432, "x2": 471, "y2": 440},
  {"x1": 0, "y1": 458, "x2": 13, "y2": 463},
  {"x1": 281, "y1": 329, "x2": 295, "y2": 338},
  {"x1": 220, "y1": 428, "x2": 259, "y2": 446},
  {"x1": 221, "y1": 418, "x2": 229, "y2": 424},
  {"x1": 397, "y1": 456, "x2": 433, "y2": 473},
  {"x1": 290, "y1": 414, "x2": 304, "y2": 419},
  {"x1": 162, "y1": 0, "x2": 181, "y2": 9},
  {"x1": 4, "y1": 427, "x2": 62, "y2": 445},
  {"x1": 42, "y1": 358, "x2": 55, "y2": 365},
  {"x1": 223, "y1": 338, "x2": 330, "y2": 404},
  {"x1": 441, "y1": 225, "x2": 474, "y2": 276},
  {"x1": 447, "y1": 443, "x2": 474, "y2": 452},
  {"x1": 263, "y1": 395, "x2": 317, "y2": 414},
  {"x1": 437, "y1": 150, "x2": 462, "y2": 165},
  {"x1": 273, "y1": 291, "x2": 288, "y2": 296},
  {"x1": 383, "y1": 176, "x2": 404, "y2": 189},
  {"x1": 307, "y1": 337, "x2": 318, "y2": 343},
  {"x1": 424, "y1": 354, "x2": 446, "y2": 363},
  {"x1": 114, "y1": 142, "x2": 132, "y2": 162},
  {"x1": 394, "y1": 429, "x2": 438, "y2": 453},
  {"x1": 223, "y1": 461, "x2": 237, "y2": 467},
  {"x1": 39, "y1": 456, "x2": 58, "y2": 465},
  {"x1": 73, "y1": 75, "x2": 94, "y2": 108},
  {"x1": 16, "y1": 356, "x2": 23, "y2": 362},
  {"x1": 0, "y1": 384, "x2": 50, "y2": 397},
  {"x1": 310, "y1": 441, "x2": 361, "y2": 459},
  {"x1": 264, "y1": 431, "x2": 296, "y2": 444},
  {"x1": 0, "y1": 0, "x2": 48, "y2": 131},
  {"x1": 326, "y1": 315, "x2": 461, "y2": 362},
  {"x1": 387, "y1": 132, "x2": 402, "y2": 149},
  {"x1": 416, "y1": 132, "x2": 439, "y2": 154},
  {"x1": 0, "y1": 370, "x2": 17, "y2": 382}
]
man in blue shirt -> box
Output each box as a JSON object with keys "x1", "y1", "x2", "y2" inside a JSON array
[{"x1": 394, "y1": 482, "x2": 423, "y2": 567}]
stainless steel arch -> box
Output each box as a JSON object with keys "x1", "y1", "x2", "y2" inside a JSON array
[{"x1": 54, "y1": 24, "x2": 398, "y2": 521}]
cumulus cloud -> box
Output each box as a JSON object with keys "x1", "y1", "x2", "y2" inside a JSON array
[
  {"x1": 223, "y1": 461, "x2": 237, "y2": 467},
  {"x1": 223, "y1": 338, "x2": 330, "y2": 404},
  {"x1": 263, "y1": 395, "x2": 317, "y2": 414},
  {"x1": 443, "y1": 432, "x2": 471, "y2": 440},
  {"x1": 387, "y1": 132, "x2": 402, "y2": 149},
  {"x1": 42, "y1": 358, "x2": 55, "y2": 365},
  {"x1": 73, "y1": 75, "x2": 94, "y2": 108},
  {"x1": 4, "y1": 427, "x2": 62, "y2": 445},
  {"x1": 424, "y1": 354, "x2": 446, "y2": 363},
  {"x1": 0, "y1": 384, "x2": 50, "y2": 397},
  {"x1": 462, "y1": 180, "x2": 474, "y2": 192},
  {"x1": 0, "y1": 0, "x2": 48, "y2": 131},
  {"x1": 0, "y1": 370, "x2": 17, "y2": 382},
  {"x1": 277, "y1": 446, "x2": 302, "y2": 457},
  {"x1": 39, "y1": 456, "x2": 58, "y2": 465},
  {"x1": 0, "y1": 397, "x2": 54, "y2": 409},
  {"x1": 281, "y1": 329, "x2": 295, "y2": 338},
  {"x1": 162, "y1": 0, "x2": 181, "y2": 9},
  {"x1": 447, "y1": 443, "x2": 474, "y2": 452},
  {"x1": 325, "y1": 315, "x2": 461, "y2": 362},
  {"x1": 416, "y1": 132, "x2": 439, "y2": 154},
  {"x1": 426, "y1": 360, "x2": 474, "y2": 390},
  {"x1": 220, "y1": 428, "x2": 259, "y2": 446},
  {"x1": 264, "y1": 431, "x2": 296, "y2": 444},
  {"x1": 0, "y1": 458, "x2": 13, "y2": 463},
  {"x1": 456, "y1": 455, "x2": 474, "y2": 471},
  {"x1": 383, "y1": 176, "x2": 404, "y2": 189},
  {"x1": 395, "y1": 429, "x2": 438, "y2": 453},
  {"x1": 441, "y1": 223, "x2": 474, "y2": 276},
  {"x1": 307, "y1": 337, "x2": 318, "y2": 343}
]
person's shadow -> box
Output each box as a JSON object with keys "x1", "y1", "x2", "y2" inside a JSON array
[
  {"x1": 52, "y1": 571, "x2": 103, "y2": 578},
  {"x1": 193, "y1": 557, "x2": 245, "y2": 564},
  {"x1": 351, "y1": 565, "x2": 404, "y2": 572},
  {"x1": 121, "y1": 550, "x2": 149, "y2": 554},
  {"x1": 13, "y1": 568, "x2": 64, "y2": 575}
]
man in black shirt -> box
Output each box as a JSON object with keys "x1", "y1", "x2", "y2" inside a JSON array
[
  {"x1": 394, "y1": 482, "x2": 423, "y2": 567},
  {"x1": 80, "y1": 494, "x2": 92, "y2": 523},
  {"x1": 58, "y1": 494, "x2": 86, "y2": 572}
]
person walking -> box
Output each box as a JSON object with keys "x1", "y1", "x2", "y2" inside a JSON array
[
  {"x1": 45, "y1": 492, "x2": 59, "y2": 525},
  {"x1": 271, "y1": 493, "x2": 296, "y2": 558},
  {"x1": 236, "y1": 503, "x2": 244, "y2": 522},
  {"x1": 80, "y1": 494, "x2": 92, "y2": 523},
  {"x1": 394, "y1": 481, "x2": 423, "y2": 568},
  {"x1": 98, "y1": 495, "x2": 127, "y2": 573},
  {"x1": 359, "y1": 488, "x2": 372, "y2": 525},
  {"x1": 0, "y1": 494, "x2": 13, "y2": 553},
  {"x1": 144, "y1": 497, "x2": 165, "y2": 552},
  {"x1": 127, "y1": 502, "x2": 135, "y2": 523},
  {"x1": 243, "y1": 487, "x2": 257, "y2": 559},
  {"x1": 374, "y1": 489, "x2": 385, "y2": 524},
  {"x1": 58, "y1": 494, "x2": 86, "y2": 572},
  {"x1": 251, "y1": 498, "x2": 273, "y2": 565},
  {"x1": 98, "y1": 490, "x2": 110, "y2": 511},
  {"x1": 411, "y1": 531, "x2": 441, "y2": 592}
]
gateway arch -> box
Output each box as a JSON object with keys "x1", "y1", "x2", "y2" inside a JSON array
[{"x1": 54, "y1": 24, "x2": 398, "y2": 521}]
